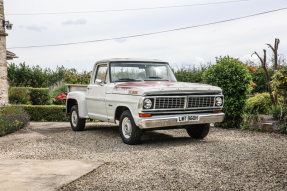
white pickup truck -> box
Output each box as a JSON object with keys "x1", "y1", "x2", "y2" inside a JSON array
[{"x1": 66, "y1": 58, "x2": 224, "y2": 145}]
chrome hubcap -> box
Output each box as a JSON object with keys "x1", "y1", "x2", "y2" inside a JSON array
[
  {"x1": 122, "y1": 117, "x2": 132, "y2": 139},
  {"x1": 72, "y1": 111, "x2": 78, "y2": 127}
]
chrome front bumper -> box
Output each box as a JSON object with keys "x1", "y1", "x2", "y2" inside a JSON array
[{"x1": 137, "y1": 113, "x2": 225, "y2": 129}]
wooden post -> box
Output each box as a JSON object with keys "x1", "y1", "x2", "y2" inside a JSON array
[{"x1": 0, "y1": 0, "x2": 8, "y2": 106}]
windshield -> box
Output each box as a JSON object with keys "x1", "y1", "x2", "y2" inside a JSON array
[{"x1": 110, "y1": 62, "x2": 177, "y2": 82}]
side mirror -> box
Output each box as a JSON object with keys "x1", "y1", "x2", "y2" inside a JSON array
[{"x1": 95, "y1": 79, "x2": 103, "y2": 86}]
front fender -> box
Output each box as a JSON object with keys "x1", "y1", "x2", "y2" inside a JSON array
[
  {"x1": 67, "y1": 91, "x2": 88, "y2": 118},
  {"x1": 113, "y1": 102, "x2": 139, "y2": 125}
]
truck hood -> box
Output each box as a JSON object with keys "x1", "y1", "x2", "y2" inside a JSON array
[{"x1": 112, "y1": 81, "x2": 222, "y2": 95}]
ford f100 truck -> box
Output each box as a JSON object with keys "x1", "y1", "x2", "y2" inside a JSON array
[{"x1": 66, "y1": 58, "x2": 224, "y2": 145}]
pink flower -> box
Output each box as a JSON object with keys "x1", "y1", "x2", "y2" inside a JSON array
[
  {"x1": 55, "y1": 96, "x2": 61, "y2": 99},
  {"x1": 61, "y1": 93, "x2": 67, "y2": 98}
]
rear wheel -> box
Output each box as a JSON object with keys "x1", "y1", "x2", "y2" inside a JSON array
[
  {"x1": 119, "y1": 111, "x2": 142, "y2": 145},
  {"x1": 70, "y1": 105, "x2": 86, "y2": 131},
  {"x1": 186, "y1": 123, "x2": 210, "y2": 139}
]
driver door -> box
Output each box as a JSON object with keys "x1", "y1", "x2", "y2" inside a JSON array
[{"x1": 86, "y1": 64, "x2": 108, "y2": 121}]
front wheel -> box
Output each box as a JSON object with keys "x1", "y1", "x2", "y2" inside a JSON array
[
  {"x1": 119, "y1": 111, "x2": 142, "y2": 145},
  {"x1": 186, "y1": 123, "x2": 210, "y2": 139},
  {"x1": 70, "y1": 105, "x2": 86, "y2": 131}
]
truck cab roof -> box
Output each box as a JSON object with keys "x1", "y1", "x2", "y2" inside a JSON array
[{"x1": 96, "y1": 58, "x2": 167, "y2": 64}]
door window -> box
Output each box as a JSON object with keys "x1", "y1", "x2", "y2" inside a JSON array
[{"x1": 95, "y1": 65, "x2": 108, "y2": 84}]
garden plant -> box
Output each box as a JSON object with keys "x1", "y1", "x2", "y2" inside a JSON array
[
  {"x1": 202, "y1": 56, "x2": 252, "y2": 128},
  {"x1": 0, "y1": 104, "x2": 30, "y2": 136}
]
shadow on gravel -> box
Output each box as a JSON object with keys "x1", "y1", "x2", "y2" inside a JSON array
[
  {"x1": 33, "y1": 127, "x2": 70, "y2": 136},
  {"x1": 83, "y1": 125, "x2": 205, "y2": 149},
  {"x1": 141, "y1": 131, "x2": 195, "y2": 145}
]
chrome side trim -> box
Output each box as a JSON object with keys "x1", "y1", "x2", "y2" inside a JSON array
[{"x1": 138, "y1": 113, "x2": 225, "y2": 129}]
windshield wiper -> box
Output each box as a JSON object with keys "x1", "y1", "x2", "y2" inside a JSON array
[
  {"x1": 114, "y1": 78, "x2": 141, "y2": 82},
  {"x1": 145, "y1": 76, "x2": 170, "y2": 81},
  {"x1": 149, "y1": 76, "x2": 162, "y2": 79}
]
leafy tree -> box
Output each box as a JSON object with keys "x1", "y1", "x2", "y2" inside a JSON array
[
  {"x1": 173, "y1": 62, "x2": 212, "y2": 83},
  {"x1": 251, "y1": 67, "x2": 274, "y2": 93},
  {"x1": 64, "y1": 69, "x2": 91, "y2": 84}
]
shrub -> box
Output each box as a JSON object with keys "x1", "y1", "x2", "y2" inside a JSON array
[
  {"x1": 269, "y1": 105, "x2": 287, "y2": 121},
  {"x1": 29, "y1": 88, "x2": 51, "y2": 105},
  {"x1": 251, "y1": 67, "x2": 274, "y2": 93},
  {"x1": 280, "y1": 123, "x2": 286, "y2": 133},
  {"x1": 173, "y1": 63, "x2": 212, "y2": 83},
  {"x1": 49, "y1": 81, "x2": 68, "y2": 98},
  {"x1": 240, "y1": 113, "x2": 265, "y2": 131},
  {"x1": 64, "y1": 69, "x2": 91, "y2": 84},
  {"x1": 246, "y1": 93, "x2": 272, "y2": 114},
  {"x1": 202, "y1": 56, "x2": 252, "y2": 128},
  {"x1": 271, "y1": 67, "x2": 287, "y2": 103},
  {"x1": 7, "y1": 63, "x2": 67, "y2": 88},
  {"x1": 0, "y1": 105, "x2": 30, "y2": 136},
  {"x1": 8, "y1": 87, "x2": 31, "y2": 105},
  {"x1": 8, "y1": 87, "x2": 51, "y2": 105},
  {"x1": 20, "y1": 105, "x2": 69, "y2": 122}
]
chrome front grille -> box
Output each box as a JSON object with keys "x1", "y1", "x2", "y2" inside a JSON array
[
  {"x1": 145, "y1": 95, "x2": 221, "y2": 110},
  {"x1": 155, "y1": 97, "x2": 185, "y2": 109},
  {"x1": 188, "y1": 96, "x2": 214, "y2": 108}
]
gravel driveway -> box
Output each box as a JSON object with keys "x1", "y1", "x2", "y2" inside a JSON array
[{"x1": 1, "y1": 122, "x2": 287, "y2": 190}]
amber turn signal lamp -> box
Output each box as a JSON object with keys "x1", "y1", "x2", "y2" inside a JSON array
[
  {"x1": 139, "y1": 113, "x2": 151, "y2": 117},
  {"x1": 213, "y1": 110, "x2": 221, "y2": 113}
]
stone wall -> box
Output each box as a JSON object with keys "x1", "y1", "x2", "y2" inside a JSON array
[{"x1": 0, "y1": 0, "x2": 8, "y2": 106}]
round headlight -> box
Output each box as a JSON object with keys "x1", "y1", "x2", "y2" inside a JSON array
[
  {"x1": 215, "y1": 97, "x2": 223, "y2": 106},
  {"x1": 143, "y1": 99, "x2": 152, "y2": 109}
]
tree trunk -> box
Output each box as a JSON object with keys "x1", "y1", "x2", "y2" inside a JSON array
[
  {"x1": 252, "y1": 50, "x2": 276, "y2": 106},
  {"x1": 267, "y1": 38, "x2": 280, "y2": 105}
]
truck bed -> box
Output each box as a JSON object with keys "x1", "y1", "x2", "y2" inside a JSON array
[{"x1": 66, "y1": 84, "x2": 88, "y2": 94}]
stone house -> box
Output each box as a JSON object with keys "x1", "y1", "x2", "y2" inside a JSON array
[
  {"x1": 6, "y1": 50, "x2": 18, "y2": 60},
  {"x1": 0, "y1": 0, "x2": 9, "y2": 106}
]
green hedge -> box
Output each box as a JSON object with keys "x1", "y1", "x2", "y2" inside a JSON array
[
  {"x1": 7, "y1": 63, "x2": 66, "y2": 88},
  {"x1": 9, "y1": 87, "x2": 51, "y2": 105},
  {"x1": 20, "y1": 105, "x2": 69, "y2": 122},
  {"x1": 29, "y1": 88, "x2": 50, "y2": 105}
]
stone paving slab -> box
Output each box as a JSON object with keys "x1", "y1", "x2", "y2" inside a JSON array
[{"x1": 0, "y1": 159, "x2": 103, "y2": 191}]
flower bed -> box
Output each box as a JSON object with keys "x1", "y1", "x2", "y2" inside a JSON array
[
  {"x1": 53, "y1": 93, "x2": 67, "y2": 105},
  {"x1": 0, "y1": 105, "x2": 30, "y2": 136}
]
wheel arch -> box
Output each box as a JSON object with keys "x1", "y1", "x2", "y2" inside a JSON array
[
  {"x1": 66, "y1": 91, "x2": 88, "y2": 118},
  {"x1": 114, "y1": 106, "x2": 130, "y2": 122},
  {"x1": 67, "y1": 99, "x2": 78, "y2": 114}
]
